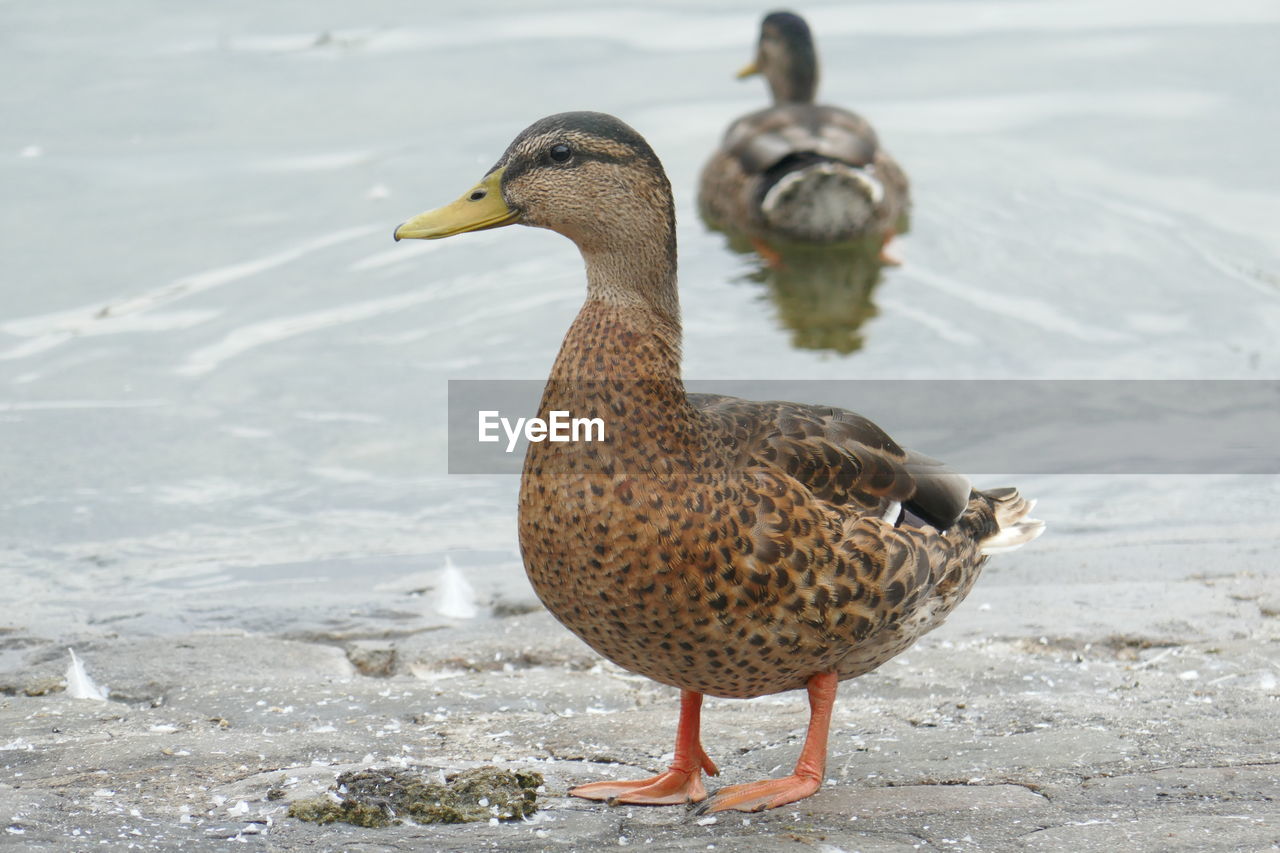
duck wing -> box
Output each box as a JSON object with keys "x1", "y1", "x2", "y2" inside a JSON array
[
  {"x1": 691, "y1": 393, "x2": 971, "y2": 530},
  {"x1": 722, "y1": 104, "x2": 880, "y2": 176}
]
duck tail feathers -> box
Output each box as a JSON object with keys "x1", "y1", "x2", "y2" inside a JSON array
[
  {"x1": 759, "y1": 158, "x2": 882, "y2": 242},
  {"x1": 978, "y1": 487, "x2": 1045, "y2": 555}
]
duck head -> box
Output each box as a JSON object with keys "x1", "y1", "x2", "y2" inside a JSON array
[{"x1": 738, "y1": 11, "x2": 819, "y2": 104}]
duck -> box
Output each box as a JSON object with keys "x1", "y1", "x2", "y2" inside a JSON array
[
  {"x1": 698, "y1": 11, "x2": 910, "y2": 258},
  {"x1": 394, "y1": 111, "x2": 1042, "y2": 813}
]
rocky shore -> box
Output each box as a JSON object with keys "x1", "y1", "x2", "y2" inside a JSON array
[{"x1": 3, "y1": 545, "x2": 1276, "y2": 851}]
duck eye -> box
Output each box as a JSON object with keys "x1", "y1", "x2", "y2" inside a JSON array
[{"x1": 549, "y1": 143, "x2": 572, "y2": 163}]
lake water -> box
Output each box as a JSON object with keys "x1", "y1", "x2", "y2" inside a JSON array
[{"x1": 3, "y1": 1, "x2": 1279, "y2": 648}]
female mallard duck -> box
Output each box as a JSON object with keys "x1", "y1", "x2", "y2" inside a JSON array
[
  {"x1": 699, "y1": 11, "x2": 910, "y2": 255},
  {"x1": 394, "y1": 111, "x2": 1041, "y2": 813}
]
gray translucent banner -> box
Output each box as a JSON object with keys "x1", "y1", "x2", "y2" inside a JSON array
[{"x1": 447, "y1": 380, "x2": 1280, "y2": 475}]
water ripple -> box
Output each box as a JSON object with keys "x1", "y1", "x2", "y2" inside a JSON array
[
  {"x1": 1, "y1": 226, "x2": 380, "y2": 360},
  {"x1": 174, "y1": 286, "x2": 450, "y2": 376},
  {"x1": 165, "y1": 1, "x2": 1280, "y2": 55}
]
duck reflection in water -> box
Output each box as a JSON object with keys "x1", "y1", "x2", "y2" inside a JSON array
[{"x1": 718, "y1": 231, "x2": 896, "y2": 355}]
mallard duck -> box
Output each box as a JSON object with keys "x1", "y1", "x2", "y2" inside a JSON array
[
  {"x1": 394, "y1": 111, "x2": 1041, "y2": 813},
  {"x1": 699, "y1": 11, "x2": 910, "y2": 255}
]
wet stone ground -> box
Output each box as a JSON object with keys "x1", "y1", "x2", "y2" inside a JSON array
[{"x1": 2, "y1": 567, "x2": 1276, "y2": 852}]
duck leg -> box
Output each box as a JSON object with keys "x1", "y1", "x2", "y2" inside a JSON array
[
  {"x1": 570, "y1": 690, "x2": 719, "y2": 805},
  {"x1": 696, "y1": 671, "x2": 837, "y2": 813},
  {"x1": 750, "y1": 236, "x2": 785, "y2": 268}
]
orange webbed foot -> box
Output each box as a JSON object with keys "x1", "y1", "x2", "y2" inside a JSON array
[
  {"x1": 695, "y1": 772, "x2": 822, "y2": 813},
  {"x1": 571, "y1": 769, "x2": 706, "y2": 806},
  {"x1": 571, "y1": 691, "x2": 719, "y2": 807},
  {"x1": 696, "y1": 672, "x2": 837, "y2": 813},
  {"x1": 571, "y1": 747, "x2": 719, "y2": 806}
]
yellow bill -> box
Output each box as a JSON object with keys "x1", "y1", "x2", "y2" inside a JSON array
[
  {"x1": 736, "y1": 61, "x2": 759, "y2": 79},
  {"x1": 393, "y1": 168, "x2": 519, "y2": 241}
]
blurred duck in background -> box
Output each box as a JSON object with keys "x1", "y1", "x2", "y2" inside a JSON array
[{"x1": 699, "y1": 11, "x2": 910, "y2": 263}]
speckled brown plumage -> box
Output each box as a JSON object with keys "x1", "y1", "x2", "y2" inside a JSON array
[
  {"x1": 394, "y1": 110, "x2": 1042, "y2": 813},
  {"x1": 520, "y1": 314, "x2": 1012, "y2": 701},
  {"x1": 698, "y1": 11, "x2": 910, "y2": 247}
]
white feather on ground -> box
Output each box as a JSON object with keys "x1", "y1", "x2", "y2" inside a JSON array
[
  {"x1": 65, "y1": 648, "x2": 109, "y2": 701},
  {"x1": 434, "y1": 555, "x2": 478, "y2": 619}
]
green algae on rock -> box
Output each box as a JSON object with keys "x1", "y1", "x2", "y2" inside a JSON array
[{"x1": 288, "y1": 766, "x2": 543, "y2": 827}]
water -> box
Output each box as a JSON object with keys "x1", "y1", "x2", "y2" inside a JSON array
[{"x1": 3, "y1": 1, "x2": 1279, "y2": 642}]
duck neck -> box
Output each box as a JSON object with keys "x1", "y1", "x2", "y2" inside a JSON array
[
  {"x1": 578, "y1": 210, "x2": 681, "y2": 335},
  {"x1": 770, "y1": 55, "x2": 818, "y2": 104},
  {"x1": 540, "y1": 227, "x2": 697, "y2": 449},
  {"x1": 585, "y1": 259, "x2": 678, "y2": 339},
  {"x1": 533, "y1": 187, "x2": 711, "y2": 471},
  {"x1": 540, "y1": 292, "x2": 708, "y2": 475},
  {"x1": 549, "y1": 285, "x2": 682, "y2": 385},
  {"x1": 558, "y1": 201, "x2": 683, "y2": 371}
]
